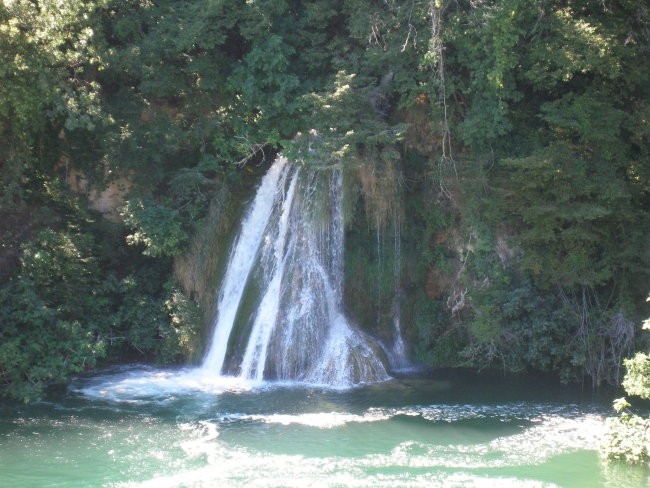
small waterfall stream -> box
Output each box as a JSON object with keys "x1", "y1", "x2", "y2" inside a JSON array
[
  {"x1": 201, "y1": 157, "x2": 389, "y2": 387},
  {"x1": 389, "y1": 210, "x2": 411, "y2": 371}
]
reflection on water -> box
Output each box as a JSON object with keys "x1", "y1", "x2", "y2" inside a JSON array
[{"x1": 0, "y1": 368, "x2": 648, "y2": 488}]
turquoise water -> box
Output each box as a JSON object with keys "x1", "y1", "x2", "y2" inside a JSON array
[{"x1": 1, "y1": 367, "x2": 647, "y2": 487}]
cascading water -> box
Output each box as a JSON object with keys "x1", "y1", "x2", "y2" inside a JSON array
[
  {"x1": 202, "y1": 157, "x2": 290, "y2": 373},
  {"x1": 201, "y1": 157, "x2": 389, "y2": 387},
  {"x1": 389, "y1": 210, "x2": 411, "y2": 371}
]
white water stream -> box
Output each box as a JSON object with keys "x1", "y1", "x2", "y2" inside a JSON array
[
  {"x1": 202, "y1": 157, "x2": 388, "y2": 387},
  {"x1": 202, "y1": 157, "x2": 290, "y2": 374}
]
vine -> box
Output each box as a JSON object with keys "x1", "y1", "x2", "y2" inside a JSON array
[{"x1": 429, "y1": 0, "x2": 456, "y2": 199}]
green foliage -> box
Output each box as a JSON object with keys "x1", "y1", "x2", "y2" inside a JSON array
[
  {"x1": 0, "y1": 180, "x2": 203, "y2": 401},
  {"x1": 229, "y1": 34, "x2": 301, "y2": 139},
  {"x1": 440, "y1": 0, "x2": 648, "y2": 386},
  {"x1": 0, "y1": 229, "x2": 108, "y2": 402},
  {"x1": 396, "y1": 151, "x2": 467, "y2": 367},
  {"x1": 0, "y1": 0, "x2": 107, "y2": 208},
  {"x1": 106, "y1": 270, "x2": 202, "y2": 363},
  {"x1": 603, "y1": 413, "x2": 650, "y2": 465},
  {"x1": 622, "y1": 353, "x2": 650, "y2": 400},
  {"x1": 0, "y1": 227, "x2": 203, "y2": 401},
  {"x1": 603, "y1": 301, "x2": 650, "y2": 465},
  {"x1": 539, "y1": 91, "x2": 627, "y2": 160},
  {"x1": 164, "y1": 286, "x2": 203, "y2": 362},
  {"x1": 411, "y1": 294, "x2": 463, "y2": 367},
  {"x1": 121, "y1": 198, "x2": 188, "y2": 257},
  {"x1": 281, "y1": 70, "x2": 407, "y2": 169},
  {"x1": 442, "y1": 0, "x2": 525, "y2": 151},
  {"x1": 462, "y1": 272, "x2": 577, "y2": 378},
  {"x1": 495, "y1": 142, "x2": 645, "y2": 291}
]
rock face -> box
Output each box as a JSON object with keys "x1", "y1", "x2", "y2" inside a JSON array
[{"x1": 64, "y1": 162, "x2": 131, "y2": 222}]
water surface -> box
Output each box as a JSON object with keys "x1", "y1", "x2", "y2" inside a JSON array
[{"x1": 1, "y1": 367, "x2": 647, "y2": 487}]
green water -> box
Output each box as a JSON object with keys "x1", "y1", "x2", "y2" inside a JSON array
[{"x1": 1, "y1": 367, "x2": 647, "y2": 487}]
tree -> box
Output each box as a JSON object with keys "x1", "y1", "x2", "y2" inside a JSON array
[{"x1": 603, "y1": 298, "x2": 650, "y2": 465}]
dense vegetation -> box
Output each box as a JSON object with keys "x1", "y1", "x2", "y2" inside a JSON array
[
  {"x1": 0, "y1": 0, "x2": 648, "y2": 407},
  {"x1": 603, "y1": 304, "x2": 650, "y2": 464}
]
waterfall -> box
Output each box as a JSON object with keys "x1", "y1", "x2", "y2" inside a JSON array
[
  {"x1": 201, "y1": 157, "x2": 389, "y2": 387},
  {"x1": 202, "y1": 157, "x2": 290, "y2": 373},
  {"x1": 389, "y1": 210, "x2": 411, "y2": 371}
]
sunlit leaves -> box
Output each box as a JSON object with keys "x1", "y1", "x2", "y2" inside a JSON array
[
  {"x1": 0, "y1": 0, "x2": 108, "y2": 208},
  {"x1": 604, "y1": 311, "x2": 650, "y2": 465},
  {"x1": 622, "y1": 353, "x2": 650, "y2": 400},
  {"x1": 524, "y1": 6, "x2": 620, "y2": 88},
  {"x1": 121, "y1": 198, "x2": 188, "y2": 257}
]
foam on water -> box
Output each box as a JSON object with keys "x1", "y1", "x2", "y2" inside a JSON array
[
  {"x1": 214, "y1": 410, "x2": 392, "y2": 428},
  {"x1": 72, "y1": 161, "x2": 392, "y2": 404},
  {"x1": 106, "y1": 404, "x2": 606, "y2": 488},
  {"x1": 70, "y1": 366, "x2": 257, "y2": 403},
  {"x1": 47, "y1": 153, "x2": 644, "y2": 487},
  {"x1": 70, "y1": 365, "x2": 392, "y2": 405},
  {"x1": 9, "y1": 376, "x2": 647, "y2": 488},
  {"x1": 210, "y1": 402, "x2": 604, "y2": 430}
]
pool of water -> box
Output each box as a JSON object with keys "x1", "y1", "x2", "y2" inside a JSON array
[{"x1": 1, "y1": 367, "x2": 647, "y2": 487}]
